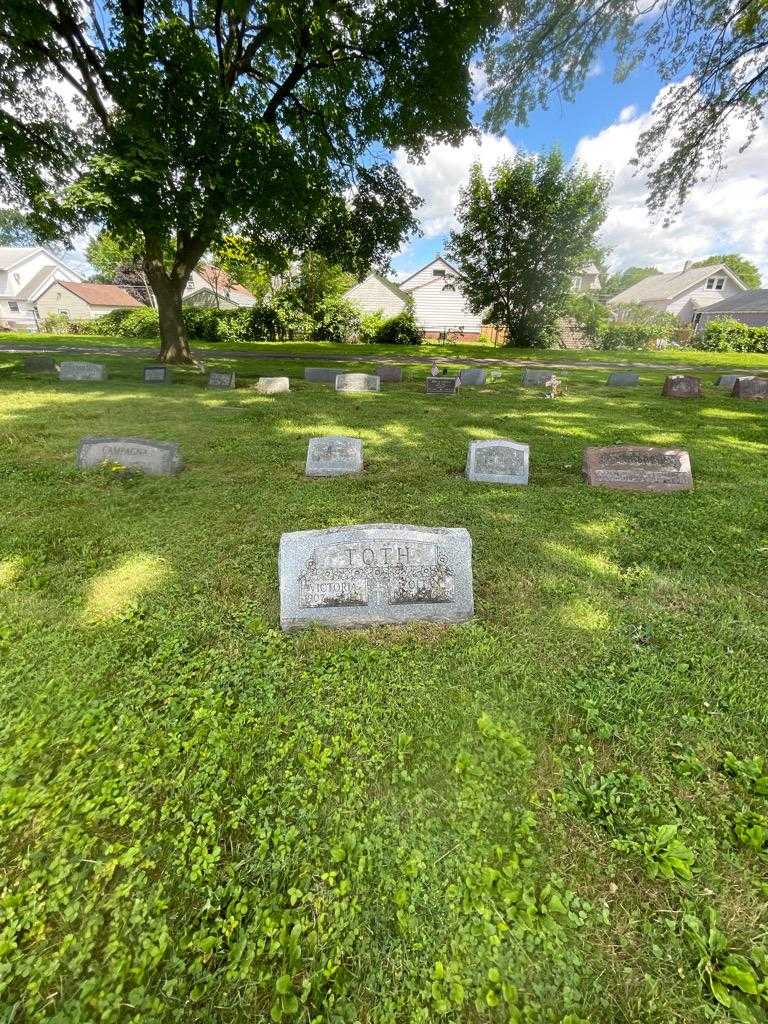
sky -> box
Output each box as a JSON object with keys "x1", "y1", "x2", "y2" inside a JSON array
[{"x1": 390, "y1": 45, "x2": 768, "y2": 283}]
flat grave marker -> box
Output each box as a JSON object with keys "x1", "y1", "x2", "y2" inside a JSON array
[
  {"x1": 733, "y1": 376, "x2": 768, "y2": 400},
  {"x1": 335, "y1": 372, "x2": 380, "y2": 393},
  {"x1": 521, "y1": 368, "x2": 555, "y2": 386},
  {"x1": 375, "y1": 364, "x2": 403, "y2": 383},
  {"x1": 143, "y1": 366, "x2": 172, "y2": 385},
  {"x1": 304, "y1": 367, "x2": 338, "y2": 383},
  {"x1": 58, "y1": 361, "x2": 108, "y2": 382},
  {"x1": 305, "y1": 435, "x2": 363, "y2": 477},
  {"x1": 459, "y1": 368, "x2": 486, "y2": 386},
  {"x1": 716, "y1": 374, "x2": 753, "y2": 390},
  {"x1": 466, "y1": 440, "x2": 529, "y2": 485},
  {"x1": 607, "y1": 371, "x2": 639, "y2": 387},
  {"x1": 208, "y1": 370, "x2": 236, "y2": 389},
  {"x1": 76, "y1": 436, "x2": 183, "y2": 476},
  {"x1": 279, "y1": 523, "x2": 474, "y2": 631},
  {"x1": 582, "y1": 445, "x2": 692, "y2": 492},
  {"x1": 425, "y1": 376, "x2": 459, "y2": 395},
  {"x1": 662, "y1": 374, "x2": 702, "y2": 398},
  {"x1": 24, "y1": 355, "x2": 56, "y2": 372},
  {"x1": 256, "y1": 376, "x2": 290, "y2": 394}
]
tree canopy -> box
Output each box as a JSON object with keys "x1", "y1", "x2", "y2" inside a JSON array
[
  {"x1": 691, "y1": 254, "x2": 761, "y2": 289},
  {"x1": 0, "y1": 208, "x2": 51, "y2": 247}
]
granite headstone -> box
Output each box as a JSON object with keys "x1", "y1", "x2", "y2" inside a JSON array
[
  {"x1": 459, "y1": 368, "x2": 486, "y2": 386},
  {"x1": 58, "y1": 361, "x2": 108, "y2": 382},
  {"x1": 466, "y1": 440, "x2": 529, "y2": 485},
  {"x1": 716, "y1": 374, "x2": 752, "y2": 390},
  {"x1": 375, "y1": 364, "x2": 403, "y2": 383},
  {"x1": 76, "y1": 436, "x2": 183, "y2": 475},
  {"x1": 733, "y1": 376, "x2": 768, "y2": 400},
  {"x1": 305, "y1": 367, "x2": 338, "y2": 383},
  {"x1": 607, "y1": 371, "x2": 639, "y2": 387},
  {"x1": 208, "y1": 370, "x2": 236, "y2": 389},
  {"x1": 144, "y1": 366, "x2": 172, "y2": 384},
  {"x1": 24, "y1": 355, "x2": 56, "y2": 372},
  {"x1": 521, "y1": 368, "x2": 555, "y2": 386},
  {"x1": 305, "y1": 435, "x2": 363, "y2": 476},
  {"x1": 582, "y1": 445, "x2": 692, "y2": 492},
  {"x1": 279, "y1": 523, "x2": 474, "y2": 630},
  {"x1": 256, "y1": 376, "x2": 290, "y2": 394},
  {"x1": 335, "y1": 372, "x2": 380, "y2": 393},
  {"x1": 425, "y1": 376, "x2": 459, "y2": 395},
  {"x1": 662, "y1": 374, "x2": 702, "y2": 398}
]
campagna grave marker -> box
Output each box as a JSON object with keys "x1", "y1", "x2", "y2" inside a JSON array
[
  {"x1": 335, "y1": 372, "x2": 380, "y2": 393},
  {"x1": 375, "y1": 364, "x2": 403, "y2": 383},
  {"x1": 279, "y1": 523, "x2": 474, "y2": 630},
  {"x1": 607, "y1": 371, "x2": 639, "y2": 387},
  {"x1": 305, "y1": 435, "x2": 363, "y2": 476},
  {"x1": 425, "y1": 376, "x2": 459, "y2": 395},
  {"x1": 582, "y1": 445, "x2": 692, "y2": 492},
  {"x1": 208, "y1": 370, "x2": 236, "y2": 389},
  {"x1": 76, "y1": 437, "x2": 183, "y2": 476},
  {"x1": 459, "y1": 368, "x2": 486, "y2": 386},
  {"x1": 716, "y1": 374, "x2": 752, "y2": 390},
  {"x1": 521, "y1": 368, "x2": 555, "y2": 386},
  {"x1": 466, "y1": 440, "x2": 529, "y2": 485},
  {"x1": 662, "y1": 374, "x2": 702, "y2": 398},
  {"x1": 733, "y1": 376, "x2": 768, "y2": 400},
  {"x1": 144, "y1": 366, "x2": 172, "y2": 384},
  {"x1": 58, "y1": 361, "x2": 108, "y2": 382},
  {"x1": 24, "y1": 355, "x2": 56, "y2": 372},
  {"x1": 256, "y1": 376, "x2": 290, "y2": 394},
  {"x1": 304, "y1": 367, "x2": 338, "y2": 383}
]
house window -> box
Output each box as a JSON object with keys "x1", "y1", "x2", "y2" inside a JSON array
[
  {"x1": 692, "y1": 312, "x2": 702, "y2": 330},
  {"x1": 7, "y1": 301, "x2": 19, "y2": 312},
  {"x1": 706, "y1": 276, "x2": 726, "y2": 290},
  {"x1": 442, "y1": 283, "x2": 456, "y2": 292},
  {"x1": 715, "y1": 277, "x2": 725, "y2": 290},
  {"x1": 58, "y1": 308, "x2": 70, "y2": 316},
  {"x1": 433, "y1": 269, "x2": 446, "y2": 277}
]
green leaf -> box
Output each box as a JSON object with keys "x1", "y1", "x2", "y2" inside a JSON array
[
  {"x1": 276, "y1": 974, "x2": 293, "y2": 995},
  {"x1": 717, "y1": 964, "x2": 759, "y2": 995}
]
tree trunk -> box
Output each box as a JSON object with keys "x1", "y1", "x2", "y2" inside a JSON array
[{"x1": 144, "y1": 260, "x2": 192, "y2": 364}]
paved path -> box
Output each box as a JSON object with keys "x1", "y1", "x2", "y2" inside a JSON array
[{"x1": 0, "y1": 340, "x2": 761, "y2": 376}]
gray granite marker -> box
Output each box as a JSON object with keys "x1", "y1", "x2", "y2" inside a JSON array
[
  {"x1": 279, "y1": 523, "x2": 474, "y2": 630},
  {"x1": 466, "y1": 440, "x2": 529, "y2": 485},
  {"x1": 335, "y1": 372, "x2": 380, "y2": 393},
  {"x1": 607, "y1": 371, "x2": 639, "y2": 386},
  {"x1": 459, "y1": 368, "x2": 486, "y2": 386},
  {"x1": 208, "y1": 370, "x2": 236, "y2": 389},
  {"x1": 305, "y1": 435, "x2": 363, "y2": 476},
  {"x1": 58, "y1": 361, "x2": 108, "y2": 382},
  {"x1": 256, "y1": 376, "x2": 290, "y2": 394},
  {"x1": 305, "y1": 367, "x2": 338, "y2": 383},
  {"x1": 733, "y1": 376, "x2": 768, "y2": 400},
  {"x1": 582, "y1": 445, "x2": 692, "y2": 492},
  {"x1": 521, "y1": 368, "x2": 555, "y2": 386},
  {"x1": 662, "y1": 374, "x2": 702, "y2": 398},
  {"x1": 144, "y1": 366, "x2": 171, "y2": 384},
  {"x1": 425, "y1": 376, "x2": 460, "y2": 395},
  {"x1": 375, "y1": 364, "x2": 403, "y2": 383},
  {"x1": 24, "y1": 355, "x2": 56, "y2": 372},
  {"x1": 76, "y1": 437, "x2": 183, "y2": 475},
  {"x1": 716, "y1": 374, "x2": 753, "y2": 390}
]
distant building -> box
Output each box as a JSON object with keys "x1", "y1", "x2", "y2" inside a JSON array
[
  {"x1": 183, "y1": 264, "x2": 257, "y2": 308},
  {"x1": 0, "y1": 246, "x2": 85, "y2": 331},
  {"x1": 34, "y1": 280, "x2": 141, "y2": 320},
  {"x1": 608, "y1": 261, "x2": 747, "y2": 322},
  {"x1": 572, "y1": 262, "x2": 601, "y2": 294},
  {"x1": 693, "y1": 288, "x2": 768, "y2": 332}
]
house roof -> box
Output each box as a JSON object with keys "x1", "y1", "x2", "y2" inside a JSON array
[
  {"x1": 398, "y1": 256, "x2": 464, "y2": 289},
  {"x1": 608, "y1": 263, "x2": 746, "y2": 304},
  {"x1": 16, "y1": 265, "x2": 57, "y2": 300},
  {"x1": 697, "y1": 288, "x2": 768, "y2": 313},
  {"x1": 196, "y1": 263, "x2": 255, "y2": 299},
  {"x1": 581, "y1": 262, "x2": 600, "y2": 276},
  {"x1": 0, "y1": 246, "x2": 40, "y2": 269},
  {"x1": 57, "y1": 281, "x2": 141, "y2": 307}
]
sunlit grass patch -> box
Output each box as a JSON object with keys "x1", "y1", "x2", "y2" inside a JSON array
[{"x1": 82, "y1": 552, "x2": 170, "y2": 622}]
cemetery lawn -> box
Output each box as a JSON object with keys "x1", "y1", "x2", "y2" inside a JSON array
[{"x1": 2, "y1": 349, "x2": 767, "y2": 1023}]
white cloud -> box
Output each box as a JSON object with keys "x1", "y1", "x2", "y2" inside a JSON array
[
  {"x1": 574, "y1": 86, "x2": 768, "y2": 278},
  {"x1": 469, "y1": 62, "x2": 490, "y2": 102},
  {"x1": 394, "y1": 132, "x2": 516, "y2": 238},
  {"x1": 587, "y1": 59, "x2": 604, "y2": 79}
]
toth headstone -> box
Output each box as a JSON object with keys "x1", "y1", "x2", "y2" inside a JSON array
[
  {"x1": 466, "y1": 440, "x2": 529, "y2": 485},
  {"x1": 459, "y1": 368, "x2": 486, "y2": 386},
  {"x1": 582, "y1": 445, "x2": 692, "y2": 492},
  {"x1": 143, "y1": 365, "x2": 172, "y2": 384},
  {"x1": 716, "y1": 374, "x2": 752, "y2": 390},
  {"x1": 607, "y1": 371, "x2": 639, "y2": 387},
  {"x1": 24, "y1": 355, "x2": 56, "y2": 372},
  {"x1": 208, "y1": 370, "x2": 236, "y2": 389},
  {"x1": 58, "y1": 361, "x2": 108, "y2": 382},
  {"x1": 305, "y1": 435, "x2": 363, "y2": 476},
  {"x1": 305, "y1": 367, "x2": 338, "y2": 383},
  {"x1": 521, "y1": 368, "x2": 555, "y2": 386},
  {"x1": 375, "y1": 364, "x2": 403, "y2": 383},
  {"x1": 662, "y1": 374, "x2": 702, "y2": 398},
  {"x1": 279, "y1": 523, "x2": 474, "y2": 631},
  {"x1": 256, "y1": 376, "x2": 290, "y2": 394},
  {"x1": 335, "y1": 372, "x2": 380, "y2": 393},
  {"x1": 732, "y1": 376, "x2": 768, "y2": 400},
  {"x1": 425, "y1": 376, "x2": 460, "y2": 395},
  {"x1": 76, "y1": 436, "x2": 183, "y2": 476}
]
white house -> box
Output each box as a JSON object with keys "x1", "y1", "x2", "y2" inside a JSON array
[
  {"x1": 572, "y1": 262, "x2": 601, "y2": 294},
  {"x1": 608, "y1": 262, "x2": 747, "y2": 322},
  {"x1": 0, "y1": 247, "x2": 86, "y2": 331},
  {"x1": 183, "y1": 264, "x2": 257, "y2": 308},
  {"x1": 344, "y1": 256, "x2": 485, "y2": 338}
]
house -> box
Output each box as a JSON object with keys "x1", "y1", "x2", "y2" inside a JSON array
[
  {"x1": 608, "y1": 261, "x2": 747, "y2": 322},
  {"x1": 692, "y1": 289, "x2": 768, "y2": 332},
  {"x1": 183, "y1": 264, "x2": 257, "y2": 308},
  {"x1": 572, "y1": 262, "x2": 601, "y2": 294},
  {"x1": 344, "y1": 256, "x2": 485, "y2": 338},
  {"x1": 0, "y1": 246, "x2": 86, "y2": 331},
  {"x1": 34, "y1": 280, "x2": 141, "y2": 321}
]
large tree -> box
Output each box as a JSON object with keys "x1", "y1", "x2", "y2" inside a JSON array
[
  {"x1": 447, "y1": 152, "x2": 609, "y2": 346},
  {"x1": 0, "y1": 208, "x2": 49, "y2": 247},
  {"x1": 0, "y1": 2, "x2": 498, "y2": 362},
  {"x1": 484, "y1": 1, "x2": 768, "y2": 219},
  {"x1": 691, "y1": 254, "x2": 761, "y2": 289}
]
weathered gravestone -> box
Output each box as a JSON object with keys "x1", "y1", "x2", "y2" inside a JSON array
[
  {"x1": 582, "y1": 445, "x2": 692, "y2": 492},
  {"x1": 76, "y1": 436, "x2": 183, "y2": 476},
  {"x1": 662, "y1": 374, "x2": 702, "y2": 398},
  {"x1": 208, "y1": 370, "x2": 236, "y2": 389},
  {"x1": 58, "y1": 361, "x2": 108, "y2": 382},
  {"x1": 279, "y1": 523, "x2": 474, "y2": 630},
  {"x1": 24, "y1": 355, "x2": 56, "y2": 372},
  {"x1": 335, "y1": 372, "x2": 380, "y2": 393},
  {"x1": 144, "y1": 366, "x2": 172, "y2": 384},
  {"x1": 305, "y1": 367, "x2": 338, "y2": 383},
  {"x1": 607, "y1": 371, "x2": 639, "y2": 387},
  {"x1": 305, "y1": 435, "x2": 363, "y2": 476},
  {"x1": 459, "y1": 368, "x2": 486, "y2": 386},
  {"x1": 716, "y1": 374, "x2": 752, "y2": 390},
  {"x1": 256, "y1": 376, "x2": 290, "y2": 394},
  {"x1": 375, "y1": 364, "x2": 403, "y2": 383},
  {"x1": 466, "y1": 440, "x2": 529, "y2": 485},
  {"x1": 733, "y1": 376, "x2": 768, "y2": 400},
  {"x1": 425, "y1": 376, "x2": 460, "y2": 395},
  {"x1": 521, "y1": 368, "x2": 555, "y2": 386}
]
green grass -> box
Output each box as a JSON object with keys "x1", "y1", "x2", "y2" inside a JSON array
[{"x1": 2, "y1": 351, "x2": 767, "y2": 1023}]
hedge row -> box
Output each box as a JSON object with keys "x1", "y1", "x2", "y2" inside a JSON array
[{"x1": 693, "y1": 318, "x2": 768, "y2": 353}]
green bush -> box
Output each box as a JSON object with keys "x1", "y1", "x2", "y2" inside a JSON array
[
  {"x1": 597, "y1": 321, "x2": 659, "y2": 350},
  {"x1": 373, "y1": 305, "x2": 423, "y2": 345},
  {"x1": 40, "y1": 312, "x2": 73, "y2": 334},
  {"x1": 359, "y1": 311, "x2": 387, "y2": 342},
  {"x1": 118, "y1": 307, "x2": 161, "y2": 338},
  {"x1": 694, "y1": 318, "x2": 768, "y2": 353},
  {"x1": 564, "y1": 294, "x2": 611, "y2": 343},
  {"x1": 182, "y1": 307, "x2": 224, "y2": 343},
  {"x1": 314, "y1": 296, "x2": 362, "y2": 343},
  {"x1": 88, "y1": 308, "x2": 135, "y2": 335}
]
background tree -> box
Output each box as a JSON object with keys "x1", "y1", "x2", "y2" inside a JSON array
[
  {"x1": 86, "y1": 230, "x2": 155, "y2": 306},
  {"x1": 0, "y1": 208, "x2": 50, "y2": 247},
  {"x1": 0, "y1": 2, "x2": 498, "y2": 362},
  {"x1": 484, "y1": 1, "x2": 768, "y2": 218},
  {"x1": 447, "y1": 152, "x2": 609, "y2": 346},
  {"x1": 211, "y1": 236, "x2": 274, "y2": 304},
  {"x1": 691, "y1": 254, "x2": 761, "y2": 289},
  {"x1": 603, "y1": 266, "x2": 660, "y2": 300}
]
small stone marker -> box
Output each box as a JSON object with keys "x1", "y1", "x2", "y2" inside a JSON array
[
  {"x1": 425, "y1": 376, "x2": 459, "y2": 395},
  {"x1": 305, "y1": 435, "x2": 363, "y2": 476},
  {"x1": 716, "y1": 374, "x2": 752, "y2": 390},
  {"x1": 144, "y1": 366, "x2": 171, "y2": 384},
  {"x1": 459, "y1": 368, "x2": 486, "y2": 386},
  {"x1": 662, "y1": 374, "x2": 702, "y2": 398},
  {"x1": 607, "y1": 371, "x2": 639, "y2": 387},
  {"x1": 582, "y1": 445, "x2": 692, "y2": 492},
  {"x1": 521, "y1": 368, "x2": 555, "y2": 386},
  {"x1": 305, "y1": 367, "x2": 338, "y2": 383},
  {"x1": 335, "y1": 372, "x2": 380, "y2": 393},
  {"x1": 58, "y1": 361, "x2": 108, "y2": 382},
  {"x1": 279, "y1": 523, "x2": 474, "y2": 631},
  {"x1": 256, "y1": 376, "x2": 290, "y2": 394},
  {"x1": 733, "y1": 376, "x2": 768, "y2": 400},
  {"x1": 76, "y1": 436, "x2": 183, "y2": 476},
  {"x1": 375, "y1": 364, "x2": 403, "y2": 383},
  {"x1": 466, "y1": 440, "x2": 529, "y2": 485},
  {"x1": 208, "y1": 370, "x2": 235, "y2": 389},
  {"x1": 24, "y1": 354, "x2": 56, "y2": 372}
]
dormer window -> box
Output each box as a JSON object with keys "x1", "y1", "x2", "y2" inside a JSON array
[
  {"x1": 706, "y1": 276, "x2": 726, "y2": 290},
  {"x1": 433, "y1": 269, "x2": 445, "y2": 277}
]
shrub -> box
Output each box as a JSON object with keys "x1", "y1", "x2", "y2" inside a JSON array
[
  {"x1": 182, "y1": 306, "x2": 223, "y2": 343},
  {"x1": 40, "y1": 312, "x2": 73, "y2": 334},
  {"x1": 359, "y1": 311, "x2": 387, "y2": 342},
  {"x1": 596, "y1": 321, "x2": 659, "y2": 350},
  {"x1": 694, "y1": 318, "x2": 768, "y2": 353},
  {"x1": 116, "y1": 307, "x2": 161, "y2": 337},
  {"x1": 314, "y1": 296, "x2": 362, "y2": 343},
  {"x1": 564, "y1": 294, "x2": 611, "y2": 343},
  {"x1": 373, "y1": 305, "x2": 423, "y2": 345},
  {"x1": 89, "y1": 308, "x2": 136, "y2": 335}
]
